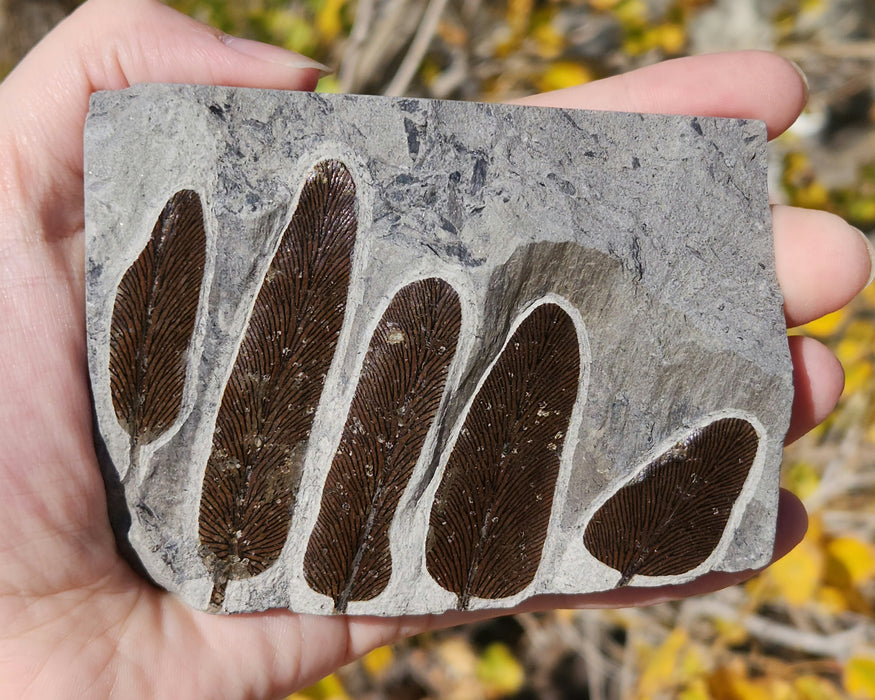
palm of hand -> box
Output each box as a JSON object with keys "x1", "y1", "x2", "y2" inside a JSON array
[{"x1": 0, "y1": 1, "x2": 870, "y2": 697}]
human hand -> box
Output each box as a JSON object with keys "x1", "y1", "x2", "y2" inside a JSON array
[{"x1": 0, "y1": 0, "x2": 870, "y2": 697}]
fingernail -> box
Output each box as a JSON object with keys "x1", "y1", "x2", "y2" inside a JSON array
[
  {"x1": 788, "y1": 59, "x2": 810, "y2": 104},
  {"x1": 855, "y1": 225, "x2": 875, "y2": 287},
  {"x1": 221, "y1": 34, "x2": 332, "y2": 75}
]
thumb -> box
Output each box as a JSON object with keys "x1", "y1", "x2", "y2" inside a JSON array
[{"x1": 0, "y1": 0, "x2": 326, "y2": 232}]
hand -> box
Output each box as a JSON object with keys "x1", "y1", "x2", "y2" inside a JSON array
[{"x1": 0, "y1": 0, "x2": 870, "y2": 697}]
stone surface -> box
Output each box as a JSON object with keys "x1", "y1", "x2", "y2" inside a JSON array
[{"x1": 85, "y1": 85, "x2": 792, "y2": 615}]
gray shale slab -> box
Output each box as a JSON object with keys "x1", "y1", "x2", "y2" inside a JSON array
[{"x1": 85, "y1": 85, "x2": 792, "y2": 615}]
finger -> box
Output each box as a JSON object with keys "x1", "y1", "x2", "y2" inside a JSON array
[
  {"x1": 785, "y1": 334, "x2": 844, "y2": 443},
  {"x1": 0, "y1": 0, "x2": 326, "y2": 234},
  {"x1": 513, "y1": 50, "x2": 807, "y2": 139},
  {"x1": 774, "y1": 205, "x2": 875, "y2": 327}
]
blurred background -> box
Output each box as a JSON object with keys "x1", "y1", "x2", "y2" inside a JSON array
[{"x1": 3, "y1": 0, "x2": 875, "y2": 697}]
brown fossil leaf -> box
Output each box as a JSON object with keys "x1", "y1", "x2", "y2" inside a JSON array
[
  {"x1": 426, "y1": 303, "x2": 580, "y2": 610},
  {"x1": 108, "y1": 190, "x2": 207, "y2": 445},
  {"x1": 304, "y1": 278, "x2": 462, "y2": 612},
  {"x1": 198, "y1": 160, "x2": 357, "y2": 610},
  {"x1": 583, "y1": 417, "x2": 759, "y2": 586}
]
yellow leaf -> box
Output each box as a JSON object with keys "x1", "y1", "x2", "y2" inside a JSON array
[
  {"x1": 476, "y1": 642, "x2": 526, "y2": 698},
  {"x1": 536, "y1": 61, "x2": 594, "y2": 92},
  {"x1": 289, "y1": 673, "x2": 350, "y2": 700},
  {"x1": 801, "y1": 0, "x2": 826, "y2": 13},
  {"x1": 782, "y1": 461, "x2": 821, "y2": 501},
  {"x1": 846, "y1": 656, "x2": 875, "y2": 698},
  {"x1": 679, "y1": 679, "x2": 711, "y2": 700},
  {"x1": 816, "y1": 584, "x2": 849, "y2": 614},
  {"x1": 506, "y1": 0, "x2": 533, "y2": 39},
  {"x1": 362, "y1": 645, "x2": 394, "y2": 680},
  {"x1": 316, "y1": 75, "x2": 341, "y2": 93},
  {"x1": 837, "y1": 352, "x2": 873, "y2": 396},
  {"x1": 760, "y1": 526, "x2": 823, "y2": 606},
  {"x1": 652, "y1": 22, "x2": 686, "y2": 54},
  {"x1": 708, "y1": 662, "x2": 772, "y2": 700},
  {"x1": 794, "y1": 182, "x2": 830, "y2": 209},
  {"x1": 531, "y1": 22, "x2": 565, "y2": 59},
  {"x1": 827, "y1": 536, "x2": 875, "y2": 587},
  {"x1": 848, "y1": 199, "x2": 875, "y2": 225},
  {"x1": 316, "y1": 0, "x2": 347, "y2": 43},
  {"x1": 589, "y1": 0, "x2": 621, "y2": 11},
  {"x1": 794, "y1": 674, "x2": 845, "y2": 700},
  {"x1": 714, "y1": 617, "x2": 748, "y2": 646},
  {"x1": 802, "y1": 308, "x2": 848, "y2": 338},
  {"x1": 638, "y1": 628, "x2": 688, "y2": 696},
  {"x1": 265, "y1": 9, "x2": 318, "y2": 56},
  {"x1": 783, "y1": 151, "x2": 811, "y2": 181},
  {"x1": 614, "y1": 0, "x2": 648, "y2": 27}
]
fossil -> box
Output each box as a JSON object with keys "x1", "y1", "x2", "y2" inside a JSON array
[{"x1": 85, "y1": 87, "x2": 792, "y2": 615}]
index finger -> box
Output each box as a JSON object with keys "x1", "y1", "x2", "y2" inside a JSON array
[{"x1": 513, "y1": 50, "x2": 807, "y2": 140}]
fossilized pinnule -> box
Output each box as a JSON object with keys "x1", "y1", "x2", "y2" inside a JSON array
[
  {"x1": 109, "y1": 189, "x2": 206, "y2": 452},
  {"x1": 426, "y1": 303, "x2": 580, "y2": 610},
  {"x1": 304, "y1": 278, "x2": 462, "y2": 611},
  {"x1": 198, "y1": 160, "x2": 357, "y2": 611},
  {"x1": 583, "y1": 417, "x2": 759, "y2": 586}
]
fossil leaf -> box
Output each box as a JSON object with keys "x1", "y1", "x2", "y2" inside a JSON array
[
  {"x1": 108, "y1": 189, "x2": 206, "y2": 445},
  {"x1": 198, "y1": 160, "x2": 357, "y2": 610},
  {"x1": 304, "y1": 278, "x2": 462, "y2": 612},
  {"x1": 583, "y1": 417, "x2": 759, "y2": 586},
  {"x1": 426, "y1": 303, "x2": 580, "y2": 610}
]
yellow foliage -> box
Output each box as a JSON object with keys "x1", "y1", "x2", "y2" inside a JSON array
[
  {"x1": 315, "y1": 0, "x2": 346, "y2": 44},
  {"x1": 848, "y1": 198, "x2": 875, "y2": 225},
  {"x1": 800, "y1": 0, "x2": 827, "y2": 15},
  {"x1": 287, "y1": 673, "x2": 349, "y2": 700},
  {"x1": 802, "y1": 308, "x2": 849, "y2": 339},
  {"x1": 637, "y1": 628, "x2": 690, "y2": 697},
  {"x1": 647, "y1": 22, "x2": 686, "y2": 55},
  {"x1": 714, "y1": 617, "x2": 748, "y2": 646},
  {"x1": 530, "y1": 22, "x2": 565, "y2": 60},
  {"x1": 794, "y1": 182, "x2": 831, "y2": 210},
  {"x1": 794, "y1": 675, "x2": 845, "y2": 700},
  {"x1": 835, "y1": 322, "x2": 875, "y2": 394},
  {"x1": 826, "y1": 536, "x2": 875, "y2": 587},
  {"x1": 506, "y1": 0, "x2": 534, "y2": 40},
  {"x1": 614, "y1": 0, "x2": 648, "y2": 27},
  {"x1": 707, "y1": 661, "x2": 772, "y2": 700},
  {"x1": 815, "y1": 584, "x2": 850, "y2": 614},
  {"x1": 361, "y1": 645, "x2": 394, "y2": 680},
  {"x1": 315, "y1": 75, "x2": 341, "y2": 93},
  {"x1": 784, "y1": 151, "x2": 810, "y2": 180},
  {"x1": 536, "y1": 61, "x2": 594, "y2": 92},
  {"x1": 264, "y1": 8, "x2": 317, "y2": 55},
  {"x1": 756, "y1": 517, "x2": 824, "y2": 606},
  {"x1": 588, "y1": 0, "x2": 622, "y2": 11},
  {"x1": 476, "y1": 642, "x2": 526, "y2": 698},
  {"x1": 846, "y1": 656, "x2": 875, "y2": 698},
  {"x1": 679, "y1": 679, "x2": 711, "y2": 700},
  {"x1": 782, "y1": 461, "x2": 821, "y2": 501}
]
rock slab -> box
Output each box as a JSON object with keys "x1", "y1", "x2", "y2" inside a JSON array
[{"x1": 85, "y1": 86, "x2": 793, "y2": 615}]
